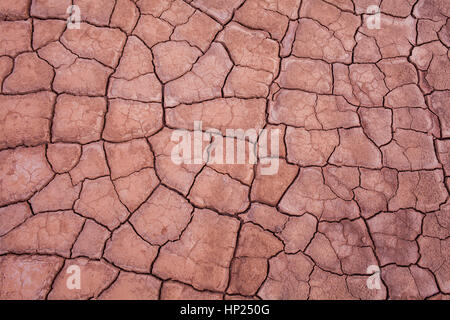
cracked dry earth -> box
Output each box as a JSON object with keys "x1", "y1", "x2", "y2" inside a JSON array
[{"x1": 0, "y1": 0, "x2": 449, "y2": 301}]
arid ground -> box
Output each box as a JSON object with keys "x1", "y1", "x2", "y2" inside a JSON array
[{"x1": 0, "y1": 0, "x2": 449, "y2": 300}]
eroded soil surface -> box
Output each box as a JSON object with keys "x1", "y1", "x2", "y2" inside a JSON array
[{"x1": 0, "y1": 0, "x2": 449, "y2": 300}]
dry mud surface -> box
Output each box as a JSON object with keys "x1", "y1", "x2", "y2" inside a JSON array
[{"x1": 0, "y1": 0, "x2": 449, "y2": 300}]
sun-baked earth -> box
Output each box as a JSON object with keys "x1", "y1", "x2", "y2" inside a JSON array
[{"x1": 0, "y1": 0, "x2": 449, "y2": 300}]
